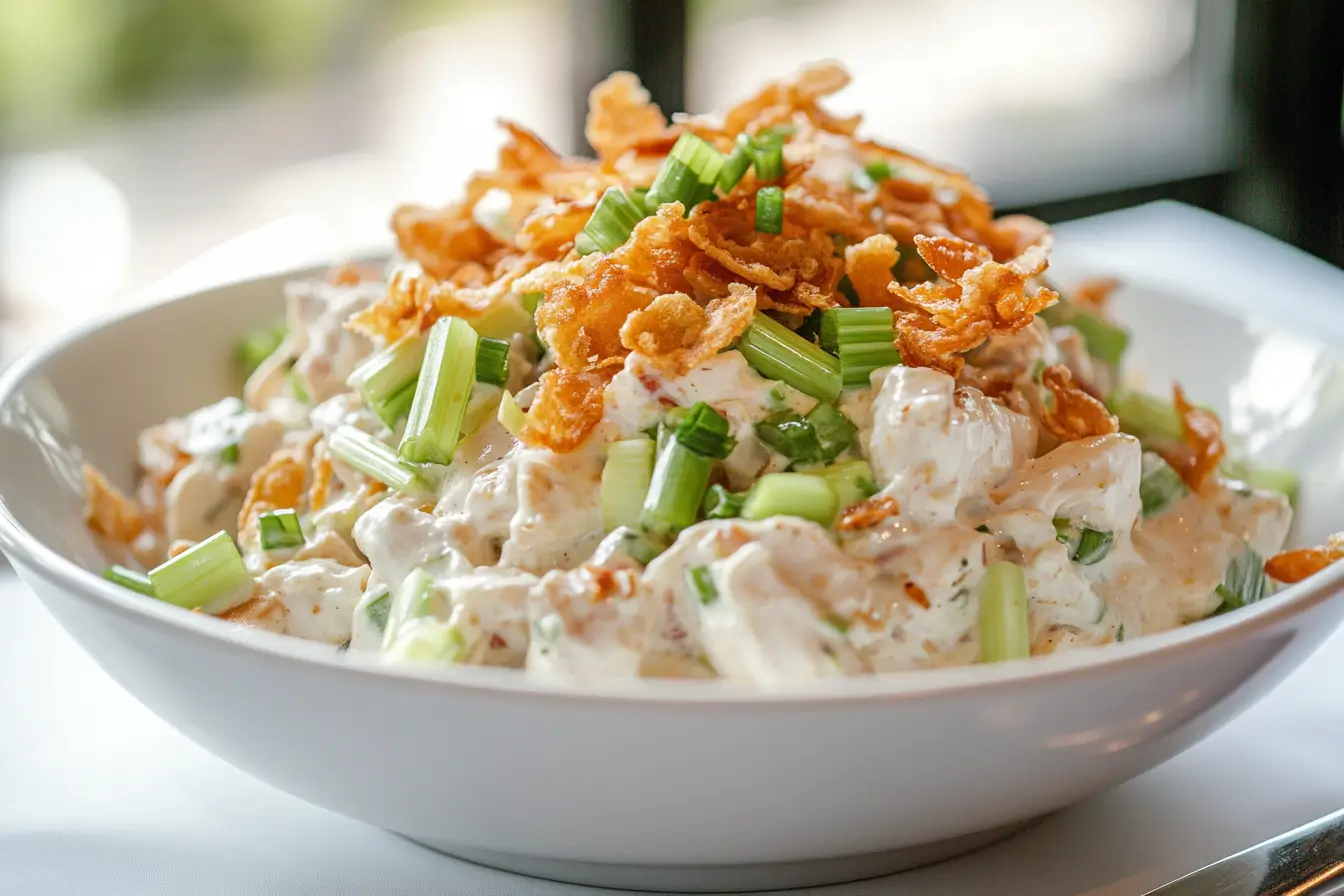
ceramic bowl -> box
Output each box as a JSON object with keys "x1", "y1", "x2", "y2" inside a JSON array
[{"x1": 2, "y1": 261, "x2": 1343, "y2": 893}]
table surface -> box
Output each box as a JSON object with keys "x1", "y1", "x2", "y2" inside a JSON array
[{"x1": 3, "y1": 202, "x2": 1344, "y2": 895}]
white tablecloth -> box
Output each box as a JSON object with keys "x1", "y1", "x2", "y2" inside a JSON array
[{"x1": 3, "y1": 202, "x2": 1344, "y2": 895}]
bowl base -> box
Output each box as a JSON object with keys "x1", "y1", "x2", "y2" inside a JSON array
[{"x1": 406, "y1": 819, "x2": 1035, "y2": 893}]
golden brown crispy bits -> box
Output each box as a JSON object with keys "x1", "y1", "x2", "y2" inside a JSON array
[
  {"x1": 585, "y1": 72, "x2": 670, "y2": 163},
  {"x1": 390, "y1": 203, "x2": 504, "y2": 283},
  {"x1": 529, "y1": 204, "x2": 698, "y2": 372},
  {"x1": 843, "y1": 234, "x2": 902, "y2": 308},
  {"x1": 1071, "y1": 276, "x2": 1122, "y2": 311},
  {"x1": 515, "y1": 197, "x2": 597, "y2": 260},
  {"x1": 1266, "y1": 533, "x2": 1344, "y2": 584},
  {"x1": 717, "y1": 61, "x2": 860, "y2": 138},
  {"x1": 521, "y1": 368, "x2": 613, "y2": 453},
  {"x1": 220, "y1": 595, "x2": 288, "y2": 633},
  {"x1": 687, "y1": 196, "x2": 842, "y2": 310},
  {"x1": 237, "y1": 448, "x2": 309, "y2": 545},
  {"x1": 1040, "y1": 365, "x2": 1118, "y2": 441},
  {"x1": 888, "y1": 233, "x2": 1059, "y2": 375},
  {"x1": 345, "y1": 269, "x2": 432, "y2": 344},
  {"x1": 619, "y1": 284, "x2": 758, "y2": 377},
  {"x1": 495, "y1": 119, "x2": 566, "y2": 182},
  {"x1": 836, "y1": 496, "x2": 901, "y2": 531},
  {"x1": 786, "y1": 177, "x2": 871, "y2": 243},
  {"x1": 1155, "y1": 384, "x2": 1226, "y2": 492},
  {"x1": 83, "y1": 463, "x2": 147, "y2": 544},
  {"x1": 325, "y1": 262, "x2": 379, "y2": 286}
]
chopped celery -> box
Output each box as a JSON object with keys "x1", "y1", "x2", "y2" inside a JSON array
[
  {"x1": 979, "y1": 561, "x2": 1030, "y2": 663},
  {"x1": 741, "y1": 473, "x2": 838, "y2": 526},
  {"x1": 602, "y1": 438, "x2": 657, "y2": 532},
  {"x1": 147, "y1": 531, "x2": 251, "y2": 612}
]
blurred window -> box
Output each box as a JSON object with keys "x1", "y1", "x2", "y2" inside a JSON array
[{"x1": 688, "y1": 0, "x2": 1233, "y2": 206}]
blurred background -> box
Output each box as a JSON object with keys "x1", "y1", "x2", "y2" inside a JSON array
[{"x1": 0, "y1": 0, "x2": 1339, "y2": 357}]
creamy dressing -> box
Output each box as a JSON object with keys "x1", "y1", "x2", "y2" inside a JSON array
[
  {"x1": 258, "y1": 559, "x2": 370, "y2": 644},
  {"x1": 142, "y1": 268, "x2": 1294, "y2": 684},
  {"x1": 865, "y1": 366, "x2": 1035, "y2": 524}
]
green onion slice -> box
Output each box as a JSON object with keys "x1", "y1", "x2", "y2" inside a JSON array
[
  {"x1": 717, "y1": 134, "x2": 754, "y2": 192},
  {"x1": 640, "y1": 439, "x2": 714, "y2": 536},
  {"x1": 755, "y1": 409, "x2": 822, "y2": 465},
  {"x1": 749, "y1": 130, "x2": 784, "y2": 181},
  {"x1": 602, "y1": 438, "x2": 657, "y2": 532},
  {"x1": 237, "y1": 320, "x2": 287, "y2": 378},
  {"x1": 576, "y1": 186, "x2": 649, "y2": 256},
  {"x1": 738, "y1": 314, "x2": 842, "y2": 403},
  {"x1": 1052, "y1": 518, "x2": 1114, "y2": 565},
  {"x1": 1139, "y1": 451, "x2": 1187, "y2": 517},
  {"x1": 979, "y1": 561, "x2": 1031, "y2": 663},
  {"x1": 740, "y1": 473, "x2": 838, "y2": 526},
  {"x1": 474, "y1": 336, "x2": 510, "y2": 387},
  {"x1": 702, "y1": 484, "x2": 747, "y2": 520},
  {"x1": 259, "y1": 508, "x2": 305, "y2": 552},
  {"x1": 400, "y1": 316, "x2": 478, "y2": 466},
  {"x1": 645, "y1": 133, "x2": 725, "y2": 212},
  {"x1": 674, "y1": 402, "x2": 736, "y2": 460},
  {"x1": 686, "y1": 566, "x2": 719, "y2": 605},
  {"x1": 755, "y1": 185, "x2": 784, "y2": 234},
  {"x1": 806, "y1": 402, "x2": 857, "y2": 461},
  {"x1": 147, "y1": 530, "x2": 251, "y2": 612},
  {"x1": 1215, "y1": 543, "x2": 1271, "y2": 611},
  {"x1": 864, "y1": 160, "x2": 893, "y2": 182}
]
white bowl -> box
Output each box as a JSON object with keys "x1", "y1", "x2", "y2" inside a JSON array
[{"x1": 2, "y1": 265, "x2": 1343, "y2": 893}]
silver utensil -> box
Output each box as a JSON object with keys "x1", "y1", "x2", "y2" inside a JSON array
[{"x1": 1144, "y1": 808, "x2": 1344, "y2": 894}]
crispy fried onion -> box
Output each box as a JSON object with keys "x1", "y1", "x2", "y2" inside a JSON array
[
  {"x1": 888, "y1": 234, "x2": 1059, "y2": 375},
  {"x1": 515, "y1": 196, "x2": 597, "y2": 260},
  {"x1": 619, "y1": 284, "x2": 757, "y2": 377},
  {"x1": 1155, "y1": 384, "x2": 1225, "y2": 492},
  {"x1": 1071, "y1": 276, "x2": 1121, "y2": 311},
  {"x1": 347, "y1": 259, "x2": 539, "y2": 345},
  {"x1": 527, "y1": 204, "x2": 696, "y2": 370},
  {"x1": 521, "y1": 368, "x2": 613, "y2": 453},
  {"x1": 687, "y1": 196, "x2": 841, "y2": 311},
  {"x1": 844, "y1": 234, "x2": 901, "y2": 308},
  {"x1": 237, "y1": 447, "x2": 309, "y2": 544},
  {"x1": 391, "y1": 202, "x2": 504, "y2": 282},
  {"x1": 1040, "y1": 365, "x2": 1117, "y2": 441},
  {"x1": 585, "y1": 72, "x2": 669, "y2": 162},
  {"x1": 836, "y1": 496, "x2": 901, "y2": 531},
  {"x1": 1266, "y1": 533, "x2": 1344, "y2": 584},
  {"x1": 717, "y1": 60, "x2": 859, "y2": 138},
  {"x1": 83, "y1": 463, "x2": 147, "y2": 544}
]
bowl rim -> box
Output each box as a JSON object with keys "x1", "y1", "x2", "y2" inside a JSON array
[{"x1": 2, "y1": 262, "x2": 1343, "y2": 707}]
